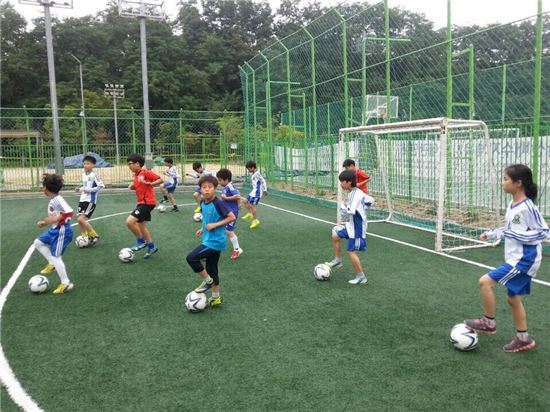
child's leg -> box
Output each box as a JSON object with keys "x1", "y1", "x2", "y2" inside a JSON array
[
  {"x1": 34, "y1": 238, "x2": 54, "y2": 265},
  {"x1": 168, "y1": 192, "x2": 176, "y2": 207},
  {"x1": 250, "y1": 204, "x2": 258, "y2": 219},
  {"x1": 227, "y1": 230, "x2": 240, "y2": 250},
  {"x1": 193, "y1": 191, "x2": 201, "y2": 206},
  {"x1": 137, "y1": 222, "x2": 153, "y2": 244},
  {"x1": 126, "y1": 215, "x2": 143, "y2": 238},
  {"x1": 508, "y1": 295, "x2": 527, "y2": 332},
  {"x1": 347, "y1": 251, "x2": 363, "y2": 274},
  {"x1": 50, "y1": 255, "x2": 70, "y2": 285},
  {"x1": 479, "y1": 274, "x2": 497, "y2": 318},
  {"x1": 78, "y1": 214, "x2": 94, "y2": 235},
  {"x1": 331, "y1": 231, "x2": 342, "y2": 261},
  {"x1": 205, "y1": 251, "x2": 221, "y2": 296}
]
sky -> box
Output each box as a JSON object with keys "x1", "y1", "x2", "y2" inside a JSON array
[{"x1": 8, "y1": 0, "x2": 545, "y2": 29}]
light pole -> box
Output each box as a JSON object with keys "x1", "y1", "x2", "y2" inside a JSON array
[
  {"x1": 104, "y1": 84, "x2": 125, "y2": 164},
  {"x1": 70, "y1": 52, "x2": 87, "y2": 153},
  {"x1": 19, "y1": 0, "x2": 74, "y2": 175},
  {"x1": 118, "y1": 0, "x2": 165, "y2": 168}
]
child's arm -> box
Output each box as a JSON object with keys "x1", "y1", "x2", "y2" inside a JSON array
[
  {"x1": 205, "y1": 212, "x2": 236, "y2": 232},
  {"x1": 37, "y1": 213, "x2": 72, "y2": 228},
  {"x1": 221, "y1": 194, "x2": 240, "y2": 202}
]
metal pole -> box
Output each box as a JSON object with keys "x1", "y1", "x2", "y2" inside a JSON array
[
  {"x1": 446, "y1": 0, "x2": 453, "y2": 118},
  {"x1": 113, "y1": 95, "x2": 120, "y2": 164},
  {"x1": 532, "y1": 0, "x2": 543, "y2": 185},
  {"x1": 44, "y1": 4, "x2": 63, "y2": 175},
  {"x1": 501, "y1": 64, "x2": 507, "y2": 128},
  {"x1": 139, "y1": 17, "x2": 152, "y2": 162},
  {"x1": 70, "y1": 53, "x2": 87, "y2": 153},
  {"x1": 384, "y1": 0, "x2": 391, "y2": 123}
]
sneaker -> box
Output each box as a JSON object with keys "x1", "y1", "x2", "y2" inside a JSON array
[
  {"x1": 172, "y1": 207, "x2": 179, "y2": 212},
  {"x1": 324, "y1": 260, "x2": 343, "y2": 271},
  {"x1": 230, "y1": 248, "x2": 243, "y2": 260},
  {"x1": 503, "y1": 337, "x2": 536, "y2": 353},
  {"x1": 348, "y1": 275, "x2": 367, "y2": 285},
  {"x1": 131, "y1": 242, "x2": 147, "y2": 252},
  {"x1": 89, "y1": 236, "x2": 99, "y2": 247},
  {"x1": 40, "y1": 264, "x2": 56, "y2": 275},
  {"x1": 160, "y1": 199, "x2": 168, "y2": 204},
  {"x1": 195, "y1": 280, "x2": 214, "y2": 293},
  {"x1": 250, "y1": 219, "x2": 261, "y2": 229},
  {"x1": 209, "y1": 296, "x2": 223, "y2": 307},
  {"x1": 143, "y1": 247, "x2": 159, "y2": 259},
  {"x1": 242, "y1": 213, "x2": 253, "y2": 221},
  {"x1": 463, "y1": 318, "x2": 497, "y2": 334},
  {"x1": 52, "y1": 282, "x2": 74, "y2": 295},
  {"x1": 194, "y1": 206, "x2": 201, "y2": 213}
]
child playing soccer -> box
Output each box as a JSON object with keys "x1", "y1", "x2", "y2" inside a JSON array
[
  {"x1": 464, "y1": 164, "x2": 548, "y2": 353},
  {"x1": 216, "y1": 168, "x2": 243, "y2": 260},
  {"x1": 75, "y1": 155, "x2": 105, "y2": 245},
  {"x1": 186, "y1": 162, "x2": 213, "y2": 213},
  {"x1": 343, "y1": 158, "x2": 370, "y2": 194},
  {"x1": 35, "y1": 174, "x2": 75, "y2": 294},
  {"x1": 242, "y1": 160, "x2": 267, "y2": 229},
  {"x1": 127, "y1": 154, "x2": 163, "y2": 259},
  {"x1": 325, "y1": 170, "x2": 375, "y2": 285},
  {"x1": 186, "y1": 175, "x2": 236, "y2": 306},
  {"x1": 159, "y1": 157, "x2": 179, "y2": 212}
]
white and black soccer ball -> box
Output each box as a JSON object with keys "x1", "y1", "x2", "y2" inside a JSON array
[
  {"x1": 28, "y1": 275, "x2": 49, "y2": 293},
  {"x1": 193, "y1": 212, "x2": 202, "y2": 222},
  {"x1": 185, "y1": 291, "x2": 208, "y2": 312},
  {"x1": 75, "y1": 235, "x2": 89, "y2": 248},
  {"x1": 314, "y1": 263, "x2": 331, "y2": 281},
  {"x1": 450, "y1": 323, "x2": 479, "y2": 351},
  {"x1": 157, "y1": 204, "x2": 167, "y2": 213},
  {"x1": 118, "y1": 248, "x2": 135, "y2": 263}
]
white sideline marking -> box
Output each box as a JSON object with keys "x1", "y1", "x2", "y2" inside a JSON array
[
  {"x1": 261, "y1": 202, "x2": 550, "y2": 287},
  {"x1": 0, "y1": 203, "x2": 195, "y2": 411}
]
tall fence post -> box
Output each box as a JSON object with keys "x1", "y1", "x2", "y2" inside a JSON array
[
  {"x1": 23, "y1": 105, "x2": 35, "y2": 189},
  {"x1": 131, "y1": 107, "x2": 137, "y2": 154},
  {"x1": 179, "y1": 108, "x2": 185, "y2": 177},
  {"x1": 532, "y1": 0, "x2": 543, "y2": 186}
]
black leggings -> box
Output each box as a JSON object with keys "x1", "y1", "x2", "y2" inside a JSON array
[{"x1": 186, "y1": 245, "x2": 221, "y2": 285}]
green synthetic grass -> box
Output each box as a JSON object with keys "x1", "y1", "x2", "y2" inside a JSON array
[{"x1": 1, "y1": 191, "x2": 549, "y2": 411}]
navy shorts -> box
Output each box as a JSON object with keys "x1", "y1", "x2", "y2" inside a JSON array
[
  {"x1": 37, "y1": 225, "x2": 73, "y2": 257},
  {"x1": 333, "y1": 225, "x2": 366, "y2": 252},
  {"x1": 130, "y1": 204, "x2": 155, "y2": 223},
  {"x1": 246, "y1": 195, "x2": 260, "y2": 206},
  {"x1": 162, "y1": 181, "x2": 177, "y2": 193},
  {"x1": 226, "y1": 212, "x2": 238, "y2": 232},
  {"x1": 78, "y1": 201, "x2": 97, "y2": 218},
  {"x1": 488, "y1": 264, "x2": 532, "y2": 296}
]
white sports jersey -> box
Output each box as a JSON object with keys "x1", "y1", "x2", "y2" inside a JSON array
[
  {"x1": 249, "y1": 171, "x2": 267, "y2": 198},
  {"x1": 340, "y1": 188, "x2": 375, "y2": 238},
  {"x1": 79, "y1": 171, "x2": 104, "y2": 203},
  {"x1": 166, "y1": 165, "x2": 179, "y2": 184},
  {"x1": 486, "y1": 198, "x2": 549, "y2": 277},
  {"x1": 191, "y1": 169, "x2": 212, "y2": 179},
  {"x1": 48, "y1": 195, "x2": 73, "y2": 229}
]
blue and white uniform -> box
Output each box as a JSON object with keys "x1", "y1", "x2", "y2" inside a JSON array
[
  {"x1": 334, "y1": 188, "x2": 375, "y2": 252},
  {"x1": 163, "y1": 165, "x2": 179, "y2": 193},
  {"x1": 247, "y1": 171, "x2": 267, "y2": 205},
  {"x1": 78, "y1": 171, "x2": 104, "y2": 217},
  {"x1": 221, "y1": 182, "x2": 240, "y2": 231},
  {"x1": 193, "y1": 169, "x2": 213, "y2": 193},
  {"x1": 486, "y1": 198, "x2": 549, "y2": 296},
  {"x1": 37, "y1": 195, "x2": 74, "y2": 256}
]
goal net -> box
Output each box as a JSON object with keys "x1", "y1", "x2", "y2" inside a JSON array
[{"x1": 337, "y1": 118, "x2": 500, "y2": 253}]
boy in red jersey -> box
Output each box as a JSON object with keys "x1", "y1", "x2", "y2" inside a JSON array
[
  {"x1": 127, "y1": 154, "x2": 163, "y2": 259},
  {"x1": 343, "y1": 159, "x2": 370, "y2": 194}
]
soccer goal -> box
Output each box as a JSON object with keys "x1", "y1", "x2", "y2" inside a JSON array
[{"x1": 337, "y1": 117, "x2": 501, "y2": 253}]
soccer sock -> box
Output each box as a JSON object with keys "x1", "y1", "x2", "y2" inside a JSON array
[
  {"x1": 212, "y1": 291, "x2": 220, "y2": 298},
  {"x1": 356, "y1": 272, "x2": 365, "y2": 278},
  {"x1": 483, "y1": 315, "x2": 496, "y2": 328},
  {"x1": 173, "y1": 205, "x2": 178, "y2": 210},
  {"x1": 332, "y1": 258, "x2": 342, "y2": 265},
  {"x1": 89, "y1": 229, "x2": 97, "y2": 237},
  {"x1": 82, "y1": 231, "x2": 89, "y2": 237},
  {"x1": 230, "y1": 235, "x2": 240, "y2": 250},
  {"x1": 50, "y1": 255, "x2": 70, "y2": 285},
  {"x1": 137, "y1": 236, "x2": 145, "y2": 244},
  {"x1": 146, "y1": 242, "x2": 156, "y2": 250},
  {"x1": 163, "y1": 195, "x2": 168, "y2": 200},
  {"x1": 34, "y1": 240, "x2": 54, "y2": 265},
  {"x1": 204, "y1": 275, "x2": 213, "y2": 284},
  {"x1": 517, "y1": 330, "x2": 529, "y2": 341}
]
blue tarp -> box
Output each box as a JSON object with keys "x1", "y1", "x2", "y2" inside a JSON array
[{"x1": 48, "y1": 152, "x2": 111, "y2": 169}]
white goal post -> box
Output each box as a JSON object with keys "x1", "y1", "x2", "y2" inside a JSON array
[{"x1": 337, "y1": 117, "x2": 500, "y2": 253}]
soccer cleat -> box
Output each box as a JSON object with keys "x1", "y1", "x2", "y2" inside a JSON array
[
  {"x1": 503, "y1": 337, "x2": 536, "y2": 353},
  {"x1": 208, "y1": 296, "x2": 223, "y2": 307},
  {"x1": 89, "y1": 236, "x2": 99, "y2": 247},
  {"x1": 195, "y1": 280, "x2": 214, "y2": 293},
  {"x1": 143, "y1": 247, "x2": 159, "y2": 259},
  {"x1": 160, "y1": 199, "x2": 168, "y2": 204},
  {"x1": 463, "y1": 318, "x2": 497, "y2": 334},
  {"x1": 131, "y1": 242, "x2": 147, "y2": 252},
  {"x1": 324, "y1": 260, "x2": 343, "y2": 271},
  {"x1": 172, "y1": 207, "x2": 179, "y2": 212},
  {"x1": 242, "y1": 213, "x2": 253, "y2": 220},
  {"x1": 40, "y1": 264, "x2": 56, "y2": 275},
  {"x1": 250, "y1": 219, "x2": 261, "y2": 229},
  {"x1": 52, "y1": 282, "x2": 74, "y2": 295},
  {"x1": 348, "y1": 275, "x2": 368, "y2": 285},
  {"x1": 194, "y1": 206, "x2": 201, "y2": 213},
  {"x1": 230, "y1": 248, "x2": 243, "y2": 260}
]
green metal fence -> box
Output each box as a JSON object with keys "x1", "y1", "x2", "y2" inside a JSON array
[
  {"x1": 0, "y1": 109, "x2": 245, "y2": 190},
  {"x1": 240, "y1": 0, "x2": 550, "y2": 216}
]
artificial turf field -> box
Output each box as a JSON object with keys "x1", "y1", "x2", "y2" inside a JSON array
[{"x1": 1, "y1": 189, "x2": 549, "y2": 411}]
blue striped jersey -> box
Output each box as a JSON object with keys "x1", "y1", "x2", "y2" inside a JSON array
[
  {"x1": 249, "y1": 171, "x2": 266, "y2": 198},
  {"x1": 339, "y1": 188, "x2": 375, "y2": 239},
  {"x1": 79, "y1": 171, "x2": 104, "y2": 204}
]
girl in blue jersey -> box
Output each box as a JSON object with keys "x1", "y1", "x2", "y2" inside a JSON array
[{"x1": 465, "y1": 164, "x2": 548, "y2": 352}]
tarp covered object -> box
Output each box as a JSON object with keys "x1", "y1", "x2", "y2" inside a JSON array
[{"x1": 48, "y1": 152, "x2": 112, "y2": 169}]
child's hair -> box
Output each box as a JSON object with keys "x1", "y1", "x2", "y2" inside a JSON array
[
  {"x1": 42, "y1": 173, "x2": 64, "y2": 193},
  {"x1": 127, "y1": 154, "x2": 145, "y2": 166},
  {"x1": 199, "y1": 175, "x2": 218, "y2": 188},
  {"x1": 338, "y1": 170, "x2": 357, "y2": 187},
  {"x1": 245, "y1": 160, "x2": 257, "y2": 169},
  {"x1": 216, "y1": 168, "x2": 232, "y2": 181},
  {"x1": 192, "y1": 162, "x2": 202, "y2": 171},
  {"x1": 83, "y1": 155, "x2": 97, "y2": 164},
  {"x1": 164, "y1": 157, "x2": 173, "y2": 165},
  {"x1": 504, "y1": 164, "x2": 538, "y2": 201},
  {"x1": 342, "y1": 159, "x2": 356, "y2": 168}
]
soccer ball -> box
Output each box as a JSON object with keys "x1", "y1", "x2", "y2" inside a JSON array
[
  {"x1": 157, "y1": 204, "x2": 167, "y2": 213},
  {"x1": 450, "y1": 323, "x2": 479, "y2": 351},
  {"x1": 185, "y1": 291, "x2": 208, "y2": 312},
  {"x1": 28, "y1": 275, "x2": 49, "y2": 293},
  {"x1": 193, "y1": 212, "x2": 202, "y2": 222},
  {"x1": 314, "y1": 263, "x2": 331, "y2": 281},
  {"x1": 118, "y1": 248, "x2": 135, "y2": 263},
  {"x1": 75, "y1": 235, "x2": 89, "y2": 248}
]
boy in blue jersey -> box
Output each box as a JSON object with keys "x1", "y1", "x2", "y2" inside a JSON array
[
  {"x1": 186, "y1": 175, "x2": 236, "y2": 306},
  {"x1": 216, "y1": 168, "x2": 243, "y2": 260},
  {"x1": 159, "y1": 157, "x2": 179, "y2": 212},
  {"x1": 325, "y1": 170, "x2": 375, "y2": 285}
]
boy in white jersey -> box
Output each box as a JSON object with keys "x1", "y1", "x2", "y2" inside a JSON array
[
  {"x1": 325, "y1": 170, "x2": 375, "y2": 285},
  {"x1": 75, "y1": 155, "x2": 104, "y2": 245},
  {"x1": 242, "y1": 160, "x2": 267, "y2": 229},
  {"x1": 465, "y1": 164, "x2": 549, "y2": 352},
  {"x1": 186, "y1": 162, "x2": 212, "y2": 213},
  {"x1": 35, "y1": 174, "x2": 75, "y2": 294},
  {"x1": 159, "y1": 157, "x2": 179, "y2": 212}
]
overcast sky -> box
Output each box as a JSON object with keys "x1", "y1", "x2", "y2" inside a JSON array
[{"x1": 8, "y1": 0, "x2": 545, "y2": 29}]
